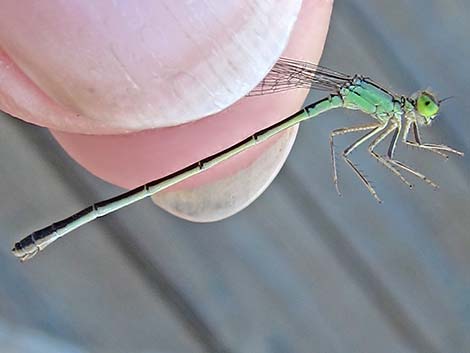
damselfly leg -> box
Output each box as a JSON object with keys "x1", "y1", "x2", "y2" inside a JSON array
[
  {"x1": 329, "y1": 123, "x2": 381, "y2": 196},
  {"x1": 404, "y1": 122, "x2": 464, "y2": 157},
  {"x1": 367, "y1": 123, "x2": 415, "y2": 189}
]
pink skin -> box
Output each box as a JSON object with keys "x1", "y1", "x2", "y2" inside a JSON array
[{"x1": 0, "y1": 0, "x2": 333, "y2": 216}]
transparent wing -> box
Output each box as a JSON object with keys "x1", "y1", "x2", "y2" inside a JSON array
[{"x1": 247, "y1": 57, "x2": 352, "y2": 96}]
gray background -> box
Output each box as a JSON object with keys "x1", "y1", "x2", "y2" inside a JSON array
[{"x1": 1, "y1": 1, "x2": 469, "y2": 352}]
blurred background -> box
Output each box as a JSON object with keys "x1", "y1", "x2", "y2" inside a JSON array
[{"x1": 1, "y1": 1, "x2": 469, "y2": 352}]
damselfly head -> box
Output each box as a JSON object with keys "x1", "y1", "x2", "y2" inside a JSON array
[{"x1": 412, "y1": 90, "x2": 440, "y2": 125}]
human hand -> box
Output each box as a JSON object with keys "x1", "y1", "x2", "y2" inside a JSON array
[{"x1": 0, "y1": 0, "x2": 333, "y2": 221}]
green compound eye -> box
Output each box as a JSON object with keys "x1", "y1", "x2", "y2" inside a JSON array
[{"x1": 416, "y1": 92, "x2": 439, "y2": 118}]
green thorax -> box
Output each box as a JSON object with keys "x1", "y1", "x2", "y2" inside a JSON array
[{"x1": 340, "y1": 78, "x2": 403, "y2": 123}]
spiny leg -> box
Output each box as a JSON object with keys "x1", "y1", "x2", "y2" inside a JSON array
[
  {"x1": 408, "y1": 141, "x2": 464, "y2": 157},
  {"x1": 404, "y1": 122, "x2": 463, "y2": 157},
  {"x1": 329, "y1": 123, "x2": 380, "y2": 195},
  {"x1": 368, "y1": 123, "x2": 414, "y2": 189},
  {"x1": 341, "y1": 124, "x2": 388, "y2": 203},
  {"x1": 386, "y1": 121, "x2": 439, "y2": 189},
  {"x1": 385, "y1": 159, "x2": 439, "y2": 189},
  {"x1": 411, "y1": 122, "x2": 448, "y2": 159}
]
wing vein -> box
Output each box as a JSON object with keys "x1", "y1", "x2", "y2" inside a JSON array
[{"x1": 247, "y1": 57, "x2": 352, "y2": 96}]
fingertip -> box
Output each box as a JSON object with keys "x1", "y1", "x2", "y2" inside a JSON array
[{"x1": 52, "y1": 0, "x2": 334, "y2": 221}]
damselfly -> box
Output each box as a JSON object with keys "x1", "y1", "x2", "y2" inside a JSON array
[{"x1": 12, "y1": 57, "x2": 464, "y2": 261}]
